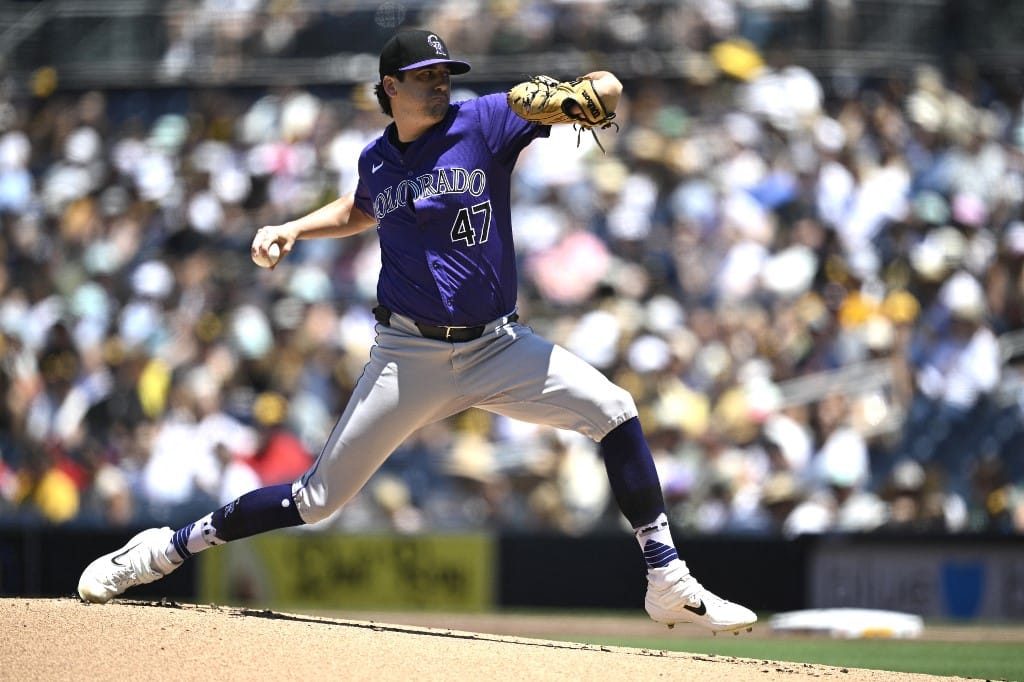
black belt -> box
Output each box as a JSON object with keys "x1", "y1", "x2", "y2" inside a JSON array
[{"x1": 373, "y1": 306, "x2": 518, "y2": 343}]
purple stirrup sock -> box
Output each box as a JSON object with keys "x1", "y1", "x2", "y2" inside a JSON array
[
  {"x1": 599, "y1": 417, "x2": 667, "y2": 528},
  {"x1": 170, "y1": 483, "x2": 304, "y2": 561}
]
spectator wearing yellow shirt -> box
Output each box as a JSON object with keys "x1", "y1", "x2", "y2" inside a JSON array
[{"x1": 14, "y1": 446, "x2": 80, "y2": 523}]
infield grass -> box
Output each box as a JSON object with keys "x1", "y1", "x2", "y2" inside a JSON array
[{"x1": 563, "y1": 634, "x2": 1023, "y2": 681}]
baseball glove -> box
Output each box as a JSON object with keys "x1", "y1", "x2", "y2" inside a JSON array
[{"x1": 507, "y1": 75, "x2": 619, "y2": 151}]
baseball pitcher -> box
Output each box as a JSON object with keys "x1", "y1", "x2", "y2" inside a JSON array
[{"x1": 78, "y1": 29, "x2": 755, "y2": 634}]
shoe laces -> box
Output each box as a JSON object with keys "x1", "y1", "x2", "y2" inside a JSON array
[
  {"x1": 652, "y1": 560, "x2": 724, "y2": 605},
  {"x1": 668, "y1": 571, "x2": 703, "y2": 602},
  {"x1": 106, "y1": 545, "x2": 164, "y2": 590},
  {"x1": 106, "y1": 561, "x2": 142, "y2": 591}
]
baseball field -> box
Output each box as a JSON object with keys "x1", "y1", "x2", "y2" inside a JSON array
[{"x1": 2, "y1": 598, "x2": 1021, "y2": 681}]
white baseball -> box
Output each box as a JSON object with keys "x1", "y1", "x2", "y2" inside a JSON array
[{"x1": 254, "y1": 242, "x2": 282, "y2": 268}]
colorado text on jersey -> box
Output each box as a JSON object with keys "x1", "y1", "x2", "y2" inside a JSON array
[{"x1": 372, "y1": 166, "x2": 487, "y2": 219}]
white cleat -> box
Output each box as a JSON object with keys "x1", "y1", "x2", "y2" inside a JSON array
[
  {"x1": 645, "y1": 559, "x2": 757, "y2": 634},
  {"x1": 77, "y1": 527, "x2": 179, "y2": 604}
]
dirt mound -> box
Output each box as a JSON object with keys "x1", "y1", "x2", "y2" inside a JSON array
[{"x1": 0, "y1": 598, "x2": 978, "y2": 681}]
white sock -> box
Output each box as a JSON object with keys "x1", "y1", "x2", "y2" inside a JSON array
[
  {"x1": 168, "y1": 513, "x2": 224, "y2": 563},
  {"x1": 634, "y1": 512, "x2": 680, "y2": 570}
]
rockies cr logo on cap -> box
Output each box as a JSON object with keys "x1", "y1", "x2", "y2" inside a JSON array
[{"x1": 427, "y1": 34, "x2": 447, "y2": 56}]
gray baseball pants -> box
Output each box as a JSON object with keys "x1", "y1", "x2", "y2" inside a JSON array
[{"x1": 292, "y1": 312, "x2": 637, "y2": 523}]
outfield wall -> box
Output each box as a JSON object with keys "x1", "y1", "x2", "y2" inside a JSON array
[{"x1": 2, "y1": 526, "x2": 1021, "y2": 620}]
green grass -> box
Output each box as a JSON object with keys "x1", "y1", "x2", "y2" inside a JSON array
[{"x1": 560, "y1": 635, "x2": 1023, "y2": 681}]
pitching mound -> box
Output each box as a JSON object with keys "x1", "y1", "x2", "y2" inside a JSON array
[{"x1": 1, "y1": 598, "x2": 977, "y2": 681}]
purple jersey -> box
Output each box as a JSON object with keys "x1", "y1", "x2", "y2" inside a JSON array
[{"x1": 353, "y1": 93, "x2": 549, "y2": 326}]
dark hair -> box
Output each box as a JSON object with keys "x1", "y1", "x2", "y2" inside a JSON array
[{"x1": 374, "y1": 72, "x2": 405, "y2": 117}]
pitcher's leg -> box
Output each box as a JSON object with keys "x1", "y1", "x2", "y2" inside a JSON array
[
  {"x1": 80, "y1": 329, "x2": 461, "y2": 603},
  {"x1": 293, "y1": 336, "x2": 462, "y2": 523},
  {"x1": 469, "y1": 326, "x2": 756, "y2": 632},
  {"x1": 469, "y1": 331, "x2": 668, "y2": 530}
]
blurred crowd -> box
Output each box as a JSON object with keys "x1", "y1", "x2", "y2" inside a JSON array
[
  {"x1": 3, "y1": 1, "x2": 1024, "y2": 537},
  {"x1": 150, "y1": 0, "x2": 816, "y2": 79}
]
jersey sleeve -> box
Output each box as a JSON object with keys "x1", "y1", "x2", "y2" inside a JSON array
[
  {"x1": 352, "y1": 145, "x2": 375, "y2": 219},
  {"x1": 353, "y1": 175, "x2": 373, "y2": 220},
  {"x1": 473, "y1": 92, "x2": 550, "y2": 160}
]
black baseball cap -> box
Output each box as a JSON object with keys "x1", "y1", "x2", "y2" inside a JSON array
[{"x1": 378, "y1": 30, "x2": 471, "y2": 79}]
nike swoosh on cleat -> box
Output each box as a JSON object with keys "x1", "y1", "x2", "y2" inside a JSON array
[
  {"x1": 684, "y1": 601, "x2": 707, "y2": 616},
  {"x1": 110, "y1": 542, "x2": 143, "y2": 567}
]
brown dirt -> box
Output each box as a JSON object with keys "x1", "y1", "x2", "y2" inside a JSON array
[{"x1": 0, "y1": 598, "x2": 991, "y2": 681}]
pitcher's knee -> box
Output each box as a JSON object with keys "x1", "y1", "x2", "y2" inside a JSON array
[
  {"x1": 608, "y1": 385, "x2": 639, "y2": 422},
  {"x1": 291, "y1": 478, "x2": 347, "y2": 524},
  {"x1": 586, "y1": 386, "x2": 639, "y2": 441}
]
